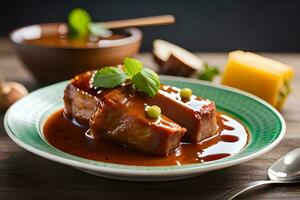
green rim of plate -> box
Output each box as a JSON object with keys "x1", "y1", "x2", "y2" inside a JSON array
[{"x1": 4, "y1": 76, "x2": 285, "y2": 174}]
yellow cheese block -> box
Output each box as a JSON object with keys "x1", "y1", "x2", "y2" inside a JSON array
[{"x1": 221, "y1": 51, "x2": 294, "y2": 110}]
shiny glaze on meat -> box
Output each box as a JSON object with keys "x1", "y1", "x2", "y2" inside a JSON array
[
  {"x1": 159, "y1": 85, "x2": 212, "y2": 112},
  {"x1": 43, "y1": 109, "x2": 248, "y2": 166},
  {"x1": 71, "y1": 71, "x2": 104, "y2": 97}
]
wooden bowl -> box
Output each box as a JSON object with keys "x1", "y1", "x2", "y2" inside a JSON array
[{"x1": 10, "y1": 23, "x2": 142, "y2": 84}]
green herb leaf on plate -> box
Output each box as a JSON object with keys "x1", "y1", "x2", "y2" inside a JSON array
[
  {"x1": 92, "y1": 67, "x2": 127, "y2": 88},
  {"x1": 124, "y1": 57, "x2": 143, "y2": 78},
  {"x1": 68, "y1": 8, "x2": 91, "y2": 38},
  {"x1": 132, "y1": 68, "x2": 160, "y2": 97},
  {"x1": 198, "y1": 63, "x2": 220, "y2": 81}
]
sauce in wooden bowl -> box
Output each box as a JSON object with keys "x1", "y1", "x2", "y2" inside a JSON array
[{"x1": 23, "y1": 34, "x2": 127, "y2": 48}]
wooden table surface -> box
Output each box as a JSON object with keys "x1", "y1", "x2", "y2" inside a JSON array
[{"x1": 0, "y1": 39, "x2": 300, "y2": 200}]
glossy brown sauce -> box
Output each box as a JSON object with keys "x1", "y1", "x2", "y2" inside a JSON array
[
  {"x1": 43, "y1": 109, "x2": 249, "y2": 166},
  {"x1": 23, "y1": 34, "x2": 127, "y2": 48}
]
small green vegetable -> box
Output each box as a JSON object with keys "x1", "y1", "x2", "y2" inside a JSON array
[
  {"x1": 92, "y1": 58, "x2": 160, "y2": 97},
  {"x1": 92, "y1": 67, "x2": 127, "y2": 88},
  {"x1": 146, "y1": 105, "x2": 161, "y2": 118},
  {"x1": 180, "y1": 88, "x2": 192, "y2": 99},
  {"x1": 68, "y1": 8, "x2": 91, "y2": 38},
  {"x1": 198, "y1": 63, "x2": 220, "y2": 81}
]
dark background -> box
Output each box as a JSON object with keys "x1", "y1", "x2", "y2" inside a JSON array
[{"x1": 1, "y1": 0, "x2": 300, "y2": 52}]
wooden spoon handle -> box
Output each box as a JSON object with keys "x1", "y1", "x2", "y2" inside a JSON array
[{"x1": 98, "y1": 15, "x2": 175, "y2": 29}]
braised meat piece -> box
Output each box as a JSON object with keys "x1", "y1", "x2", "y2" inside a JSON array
[
  {"x1": 90, "y1": 88, "x2": 186, "y2": 155},
  {"x1": 63, "y1": 71, "x2": 109, "y2": 126},
  {"x1": 148, "y1": 85, "x2": 218, "y2": 143}
]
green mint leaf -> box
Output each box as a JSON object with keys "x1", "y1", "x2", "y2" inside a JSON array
[
  {"x1": 89, "y1": 23, "x2": 112, "y2": 38},
  {"x1": 92, "y1": 67, "x2": 127, "y2": 88},
  {"x1": 132, "y1": 68, "x2": 160, "y2": 97},
  {"x1": 198, "y1": 63, "x2": 220, "y2": 81},
  {"x1": 124, "y1": 57, "x2": 143, "y2": 78},
  {"x1": 68, "y1": 8, "x2": 91, "y2": 38}
]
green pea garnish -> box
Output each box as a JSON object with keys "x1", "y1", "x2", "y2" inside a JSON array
[
  {"x1": 146, "y1": 105, "x2": 161, "y2": 118},
  {"x1": 180, "y1": 88, "x2": 192, "y2": 99}
]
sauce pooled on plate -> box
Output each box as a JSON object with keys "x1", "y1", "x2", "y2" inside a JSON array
[{"x1": 43, "y1": 109, "x2": 249, "y2": 166}]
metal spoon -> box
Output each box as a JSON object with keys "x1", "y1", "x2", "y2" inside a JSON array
[{"x1": 215, "y1": 148, "x2": 300, "y2": 200}]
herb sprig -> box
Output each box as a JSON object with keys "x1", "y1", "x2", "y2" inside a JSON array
[
  {"x1": 197, "y1": 63, "x2": 220, "y2": 81},
  {"x1": 92, "y1": 58, "x2": 160, "y2": 97},
  {"x1": 68, "y1": 8, "x2": 111, "y2": 38}
]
